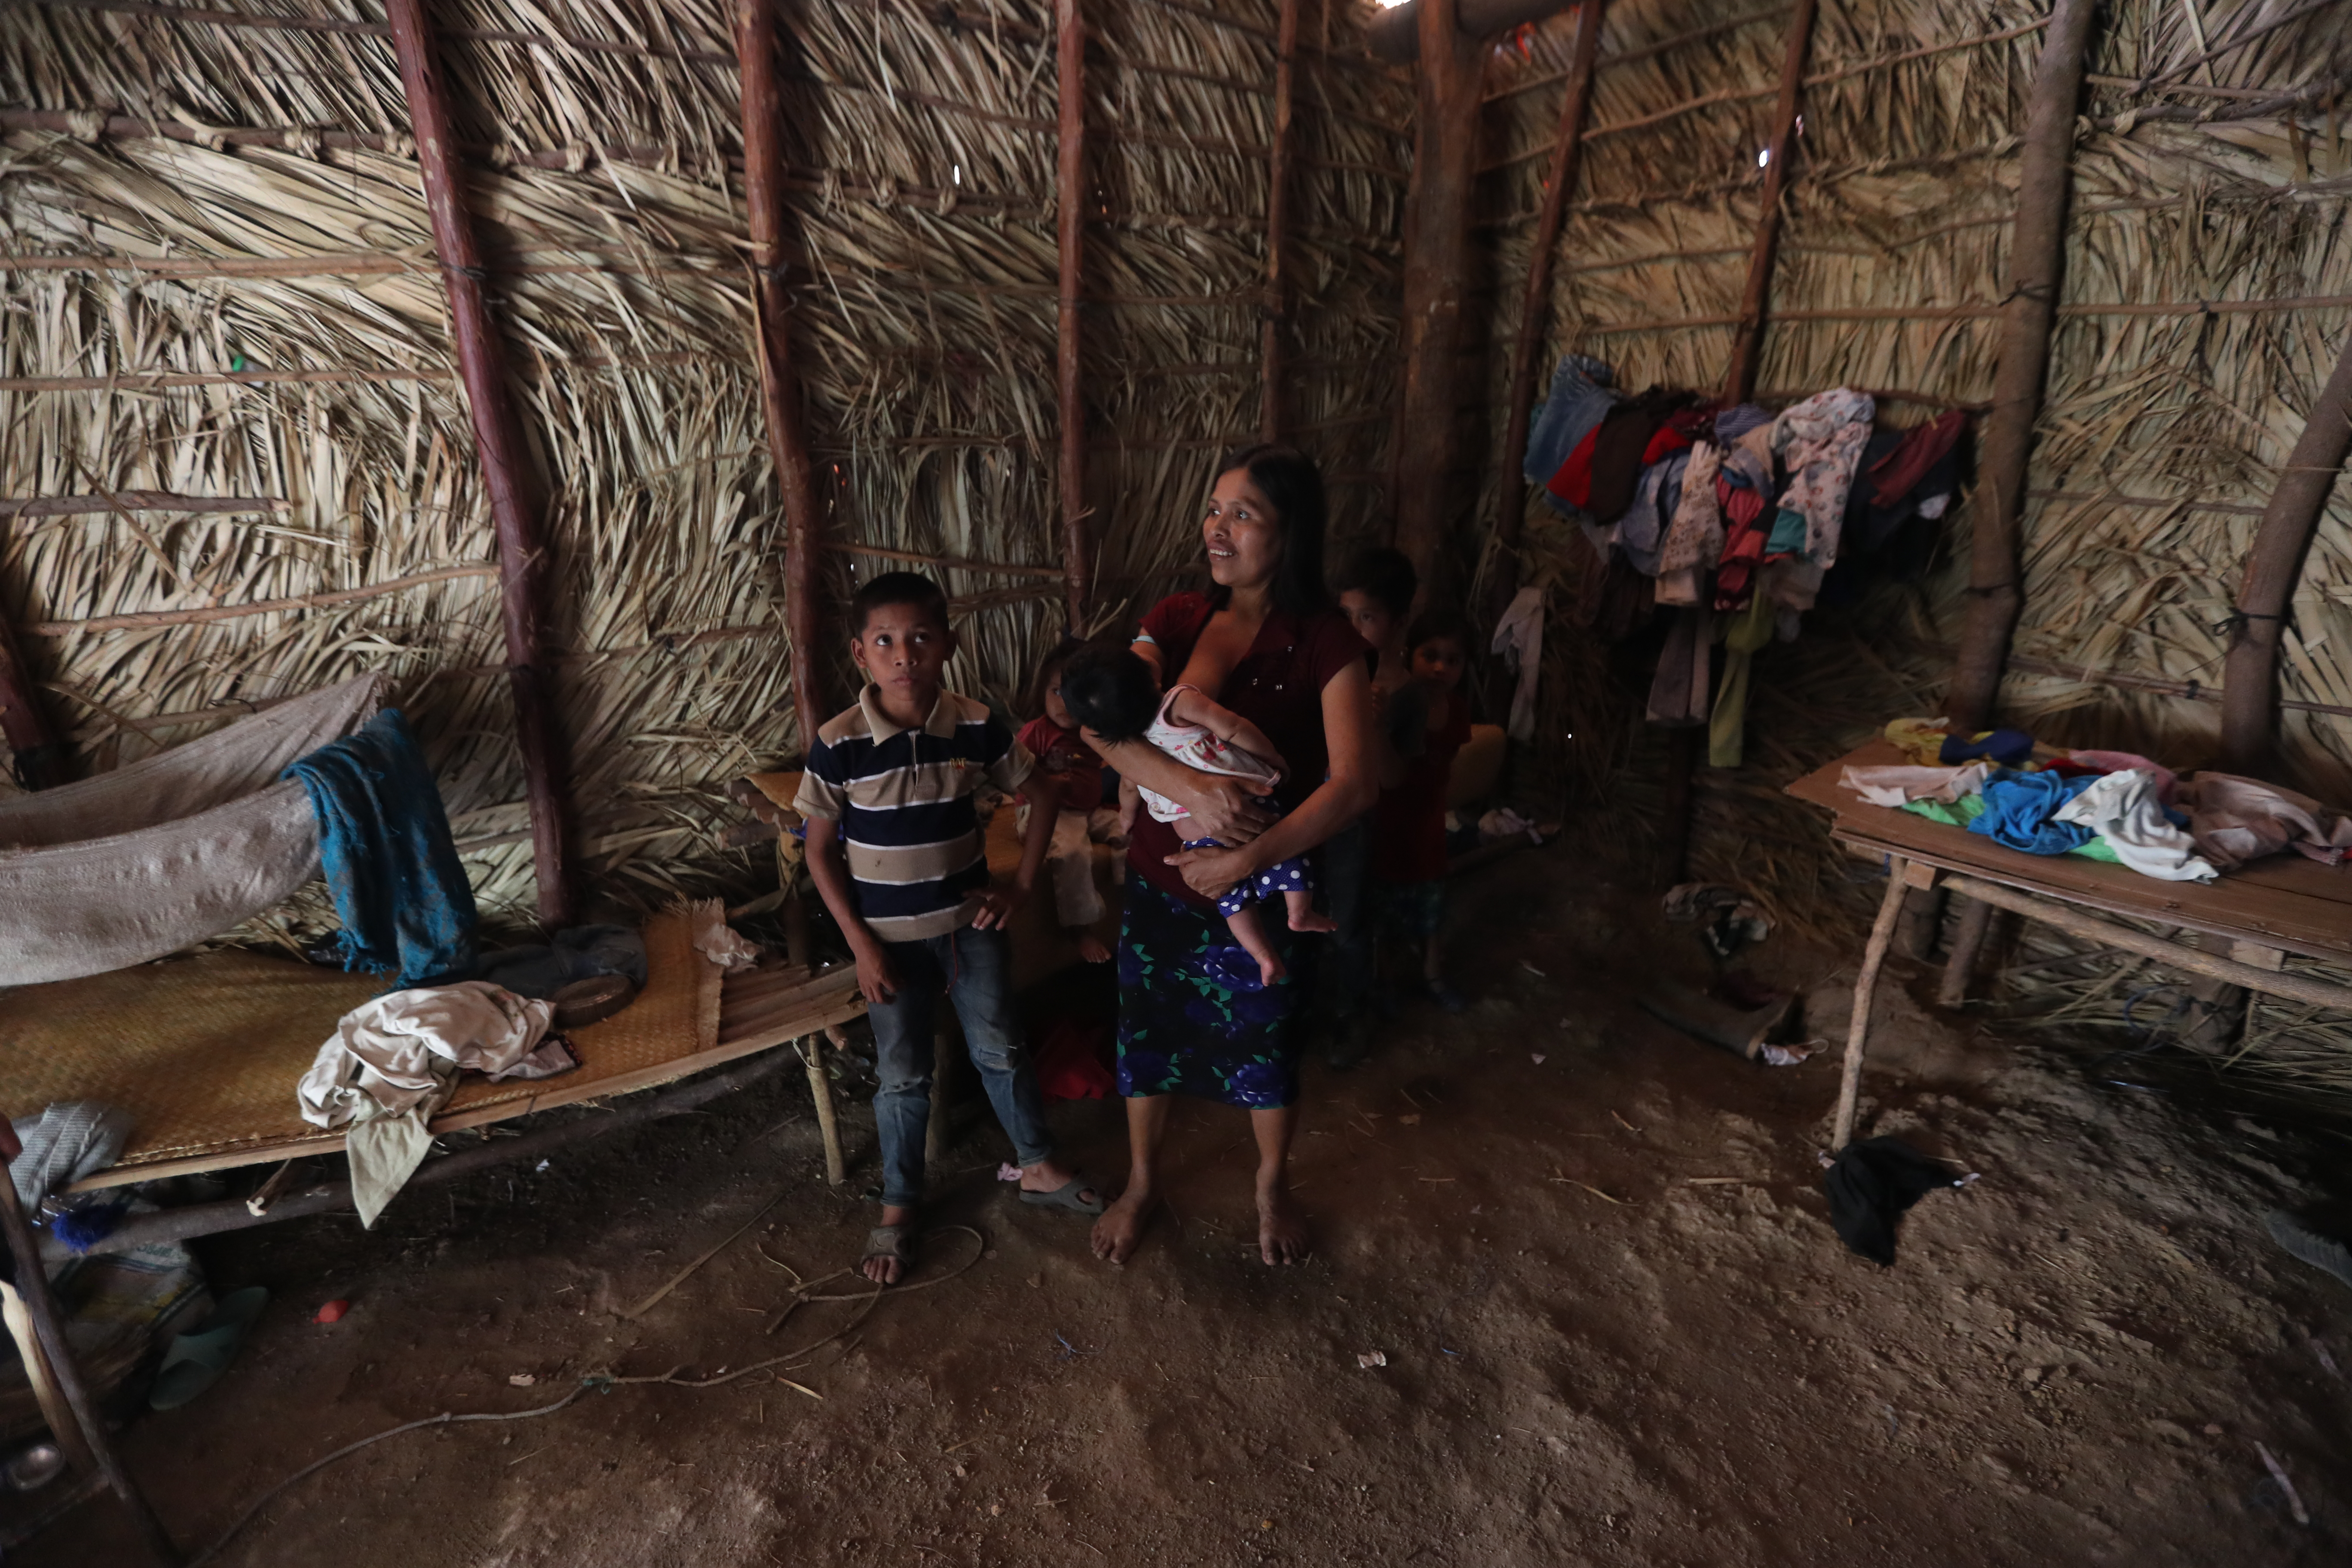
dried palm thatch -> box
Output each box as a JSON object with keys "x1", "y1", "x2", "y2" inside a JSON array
[
  {"x1": 0, "y1": 0, "x2": 1409, "y2": 940},
  {"x1": 1475, "y1": 0, "x2": 2352, "y2": 1084}
]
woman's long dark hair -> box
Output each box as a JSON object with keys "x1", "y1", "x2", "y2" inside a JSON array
[{"x1": 1207, "y1": 443, "x2": 1330, "y2": 617}]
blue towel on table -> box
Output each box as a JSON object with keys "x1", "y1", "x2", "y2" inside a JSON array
[
  {"x1": 1967, "y1": 769, "x2": 2102, "y2": 856},
  {"x1": 283, "y1": 708, "x2": 477, "y2": 988}
]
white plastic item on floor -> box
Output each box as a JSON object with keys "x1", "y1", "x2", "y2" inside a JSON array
[{"x1": 2052, "y1": 769, "x2": 2219, "y2": 884}]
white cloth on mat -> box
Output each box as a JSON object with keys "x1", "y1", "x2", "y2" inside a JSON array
[
  {"x1": 299, "y1": 982, "x2": 554, "y2": 1226},
  {"x1": 2052, "y1": 770, "x2": 2219, "y2": 884},
  {"x1": 0, "y1": 675, "x2": 384, "y2": 987}
]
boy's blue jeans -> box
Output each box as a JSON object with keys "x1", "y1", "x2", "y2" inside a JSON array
[{"x1": 864, "y1": 922, "x2": 1055, "y2": 1209}]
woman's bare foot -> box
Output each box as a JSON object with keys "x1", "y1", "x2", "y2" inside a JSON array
[
  {"x1": 1075, "y1": 932, "x2": 1113, "y2": 964},
  {"x1": 1257, "y1": 1183, "x2": 1311, "y2": 1265},
  {"x1": 1090, "y1": 1185, "x2": 1154, "y2": 1264}
]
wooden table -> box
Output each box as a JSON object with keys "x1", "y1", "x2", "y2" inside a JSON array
[{"x1": 1788, "y1": 741, "x2": 2352, "y2": 1146}]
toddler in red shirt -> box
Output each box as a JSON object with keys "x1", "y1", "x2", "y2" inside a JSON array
[
  {"x1": 1015, "y1": 639, "x2": 1118, "y2": 963},
  {"x1": 1373, "y1": 612, "x2": 1473, "y2": 1011}
]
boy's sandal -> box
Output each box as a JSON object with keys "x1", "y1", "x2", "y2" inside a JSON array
[
  {"x1": 861, "y1": 1224, "x2": 918, "y2": 1284},
  {"x1": 1019, "y1": 1175, "x2": 1108, "y2": 1217}
]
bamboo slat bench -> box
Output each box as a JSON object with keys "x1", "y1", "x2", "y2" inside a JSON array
[{"x1": 1788, "y1": 741, "x2": 2352, "y2": 1147}]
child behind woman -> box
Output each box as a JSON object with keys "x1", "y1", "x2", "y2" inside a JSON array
[
  {"x1": 1058, "y1": 645, "x2": 1335, "y2": 989},
  {"x1": 1373, "y1": 611, "x2": 1473, "y2": 1012},
  {"x1": 1014, "y1": 639, "x2": 1120, "y2": 964}
]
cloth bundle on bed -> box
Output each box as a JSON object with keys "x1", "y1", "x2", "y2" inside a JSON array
[{"x1": 0, "y1": 676, "x2": 386, "y2": 987}]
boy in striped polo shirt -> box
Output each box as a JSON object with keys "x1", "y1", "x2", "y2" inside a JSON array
[{"x1": 796, "y1": 573, "x2": 1106, "y2": 1286}]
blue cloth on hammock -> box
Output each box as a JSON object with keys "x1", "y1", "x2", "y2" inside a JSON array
[
  {"x1": 1967, "y1": 768, "x2": 2102, "y2": 857},
  {"x1": 283, "y1": 708, "x2": 477, "y2": 988}
]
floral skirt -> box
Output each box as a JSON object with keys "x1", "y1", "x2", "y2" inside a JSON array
[{"x1": 1115, "y1": 878, "x2": 1302, "y2": 1109}]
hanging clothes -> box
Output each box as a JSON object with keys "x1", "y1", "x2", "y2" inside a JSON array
[
  {"x1": 1524, "y1": 355, "x2": 1621, "y2": 485},
  {"x1": 1654, "y1": 441, "x2": 1726, "y2": 607},
  {"x1": 1617, "y1": 451, "x2": 1688, "y2": 576},
  {"x1": 1491, "y1": 585, "x2": 1546, "y2": 743},
  {"x1": 1580, "y1": 389, "x2": 1697, "y2": 526},
  {"x1": 1712, "y1": 449, "x2": 1773, "y2": 612},
  {"x1": 1767, "y1": 388, "x2": 1875, "y2": 571},
  {"x1": 1867, "y1": 410, "x2": 1967, "y2": 508},
  {"x1": 2052, "y1": 770, "x2": 2218, "y2": 883},
  {"x1": 282, "y1": 708, "x2": 478, "y2": 989},
  {"x1": 1706, "y1": 593, "x2": 1776, "y2": 767},
  {"x1": 1645, "y1": 605, "x2": 1714, "y2": 727}
]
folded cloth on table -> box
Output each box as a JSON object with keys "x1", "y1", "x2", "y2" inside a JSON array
[
  {"x1": 2177, "y1": 772, "x2": 2352, "y2": 871},
  {"x1": 1884, "y1": 716, "x2": 1954, "y2": 764},
  {"x1": 298, "y1": 982, "x2": 555, "y2": 1226},
  {"x1": 2062, "y1": 750, "x2": 2177, "y2": 806},
  {"x1": 8, "y1": 1102, "x2": 134, "y2": 1209},
  {"x1": 283, "y1": 708, "x2": 477, "y2": 989},
  {"x1": 2052, "y1": 770, "x2": 2218, "y2": 882},
  {"x1": 1525, "y1": 354, "x2": 1621, "y2": 485},
  {"x1": 1969, "y1": 769, "x2": 2102, "y2": 855},
  {"x1": 1839, "y1": 762, "x2": 1992, "y2": 808},
  {"x1": 1940, "y1": 728, "x2": 2036, "y2": 767}
]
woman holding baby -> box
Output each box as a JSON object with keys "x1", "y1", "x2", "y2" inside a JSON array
[{"x1": 1073, "y1": 445, "x2": 1378, "y2": 1268}]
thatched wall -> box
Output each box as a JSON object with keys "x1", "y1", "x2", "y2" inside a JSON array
[
  {"x1": 1473, "y1": 0, "x2": 2351, "y2": 1072},
  {"x1": 0, "y1": 0, "x2": 1409, "y2": 933}
]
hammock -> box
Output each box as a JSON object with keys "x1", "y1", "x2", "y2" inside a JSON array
[{"x1": 0, "y1": 676, "x2": 385, "y2": 987}]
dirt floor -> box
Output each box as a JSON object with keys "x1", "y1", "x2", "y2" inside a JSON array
[{"x1": 16, "y1": 841, "x2": 2352, "y2": 1566}]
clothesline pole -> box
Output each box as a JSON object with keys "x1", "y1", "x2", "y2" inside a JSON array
[
  {"x1": 2219, "y1": 324, "x2": 2352, "y2": 775},
  {"x1": 1945, "y1": 0, "x2": 2101, "y2": 731},
  {"x1": 1392, "y1": 0, "x2": 1486, "y2": 593},
  {"x1": 1259, "y1": 0, "x2": 1301, "y2": 443},
  {"x1": 735, "y1": 0, "x2": 830, "y2": 750},
  {"x1": 1056, "y1": 0, "x2": 1094, "y2": 630},
  {"x1": 386, "y1": 0, "x2": 574, "y2": 928},
  {"x1": 1488, "y1": 0, "x2": 1605, "y2": 629},
  {"x1": 0, "y1": 1152, "x2": 182, "y2": 1563},
  {"x1": 0, "y1": 592, "x2": 67, "y2": 788},
  {"x1": 1832, "y1": 860, "x2": 1916, "y2": 1150},
  {"x1": 1721, "y1": 0, "x2": 1818, "y2": 402}
]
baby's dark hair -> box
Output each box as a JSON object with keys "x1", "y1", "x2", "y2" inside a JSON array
[
  {"x1": 850, "y1": 570, "x2": 949, "y2": 636},
  {"x1": 1057, "y1": 646, "x2": 1161, "y2": 743},
  {"x1": 1406, "y1": 609, "x2": 1470, "y2": 656},
  {"x1": 1332, "y1": 546, "x2": 1417, "y2": 621},
  {"x1": 1027, "y1": 636, "x2": 1085, "y2": 718}
]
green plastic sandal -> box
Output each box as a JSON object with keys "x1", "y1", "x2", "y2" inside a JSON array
[{"x1": 148, "y1": 1286, "x2": 270, "y2": 1411}]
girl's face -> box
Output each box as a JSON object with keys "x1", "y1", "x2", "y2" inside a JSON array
[
  {"x1": 1410, "y1": 635, "x2": 1467, "y2": 691},
  {"x1": 1204, "y1": 468, "x2": 1283, "y2": 592},
  {"x1": 1339, "y1": 589, "x2": 1399, "y2": 652},
  {"x1": 1044, "y1": 670, "x2": 1075, "y2": 729}
]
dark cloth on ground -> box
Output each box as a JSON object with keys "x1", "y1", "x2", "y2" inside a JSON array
[
  {"x1": 1374, "y1": 688, "x2": 1472, "y2": 884},
  {"x1": 1823, "y1": 1136, "x2": 1963, "y2": 1265},
  {"x1": 1126, "y1": 593, "x2": 1368, "y2": 914},
  {"x1": 1016, "y1": 715, "x2": 1105, "y2": 815},
  {"x1": 1116, "y1": 877, "x2": 1302, "y2": 1109},
  {"x1": 473, "y1": 924, "x2": 646, "y2": 999},
  {"x1": 283, "y1": 707, "x2": 477, "y2": 989}
]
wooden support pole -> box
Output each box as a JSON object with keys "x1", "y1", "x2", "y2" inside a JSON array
[
  {"x1": 1392, "y1": 0, "x2": 1485, "y2": 591},
  {"x1": 0, "y1": 591, "x2": 68, "y2": 789},
  {"x1": 800, "y1": 1035, "x2": 846, "y2": 1187},
  {"x1": 1832, "y1": 861, "x2": 1913, "y2": 1150},
  {"x1": 0, "y1": 1156, "x2": 180, "y2": 1563},
  {"x1": 925, "y1": 1014, "x2": 962, "y2": 1172},
  {"x1": 1721, "y1": 0, "x2": 1818, "y2": 401},
  {"x1": 1936, "y1": 893, "x2": 1995, "y2": 1007},
  {"x1": 1945, "y1": 0, "x2": 2101, "y2": 730},
  {"x1": 1489, "y1": 0, "x2": 1604, "y2": 627},
  {"x1": 2220, "y1": 324, "x2": 2352, "y2": 775},
  {"x1": 735, "y1": 0, "x2": 830, "y2": 750},
  {"x1": 1056, "y1": 0, "x2": 1093, "y2": 630},
  {"x1": 1259, "y1": 0, "x2": 1301, "y2": 443},
  {"x1": 0, "y1": 1281, "x2": 98, "y2": 1478},
  {"x1": 385, "y1": 0, "x2": 573, "y2": 928}
]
